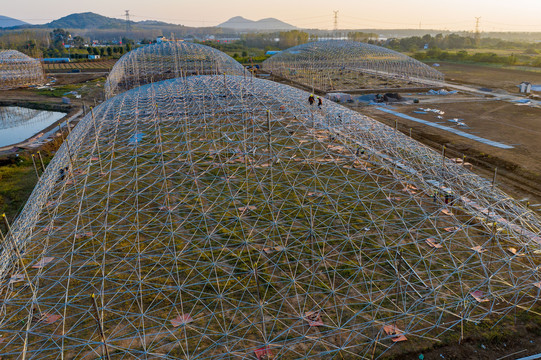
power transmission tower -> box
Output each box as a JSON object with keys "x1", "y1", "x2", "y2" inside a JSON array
[
  {"x1": 474, "y1": 17, "x2": 481, "y2": 47},
  {"x1": 125, "y1": 10, "x2": 131, "y2": 32},
  {"x1": 333, "y1": 10, "x2": 339, "y2": 36}
]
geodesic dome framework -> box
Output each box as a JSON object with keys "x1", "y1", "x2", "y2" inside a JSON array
[
  {"x1": 0, "y1": 50, "x2": 45, "y2": 90},
  {"x1": 263, "y1": 40, "x2": 444, "y2": 92},
  {"x1": 0, "y1": 106, "x2": 58, "y2": 131},
  {"x1": 1, "y1": 75, "x2": 541, "y2": 359},
  {"x1": 104, "y1": 41, "x2": 246, "y2": 98}
]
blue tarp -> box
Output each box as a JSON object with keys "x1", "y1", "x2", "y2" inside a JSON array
[
  {"x1": 129, "y1": 132, "x2": 145, "y2": 144},
  {"x1": 427, "y1": 89, "x2": 458, "y2": 96}
]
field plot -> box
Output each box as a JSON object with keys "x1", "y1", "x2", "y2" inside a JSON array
[
  {"x1": 1, "y1": 76, "x2": 540, "y2": 359},
  {"x1": 437, "y1": 62, "x2": 541, "y2": 93},
  {"x1": 364, "y1": 100, "x2": 541, "y2": 200},
  {"x1": 43, "y1": 59, "x2": 117, "y2": 72}
]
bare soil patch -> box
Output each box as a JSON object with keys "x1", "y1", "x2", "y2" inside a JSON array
[
  {"x1": 361, "y1": 100, "x2": 541, "y2": 204},
  {"x1": 438, "y1": 62, "x2": 541, "y2": 93}
]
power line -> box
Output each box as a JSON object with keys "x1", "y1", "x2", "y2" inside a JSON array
[
  {"x1": 475, "y1": 16, "x2": 481, "y2": 45},
  {"x1": 125, "y1": 10, "x2": 131, "y2": 32}
]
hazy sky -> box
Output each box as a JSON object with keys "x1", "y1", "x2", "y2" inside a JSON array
[{"x1": 4, "y1": 0, "x2": 541, "y2": 31}]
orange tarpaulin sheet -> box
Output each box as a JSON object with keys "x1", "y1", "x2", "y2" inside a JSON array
[
  {"x1": 254, "y1": 346, "x2": 273, "y2": 360},
  {"x1": 470, "y1": 290, "x2": 489, "y2": 303},
  {"x1": 170, "y1": 314, "x2": 193, "y2": 327},
  {"x1": 383, "y1": 324, "x2": 408, "y2": 342},
  {"x1": 304, "y1": 311, "x2": 324, "y2": 327},
  {"x1": 32, "y1": 257, "x2": 54, "y2": 269},
  {"x1": 426, "y1": 238, "x2": 443, "y2": 249}
]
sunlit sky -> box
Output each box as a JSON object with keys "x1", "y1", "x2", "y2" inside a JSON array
[{"x1": 4, "y1": 0, "x2": 541, "y2": 31}]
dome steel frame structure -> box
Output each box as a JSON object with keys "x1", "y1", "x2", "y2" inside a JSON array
[
  {"x1": 104, "y1": 41, "x2": 246, "y2": 98},
  {"x1": 262, "y1": 40, "x2": 444, "y2": 92},
  {"x1": 0, "y1": 75, "x2": 540, "y2": 359},
  {"x1": 0, "y1": 50, "x2": 45, "y2": 90}
]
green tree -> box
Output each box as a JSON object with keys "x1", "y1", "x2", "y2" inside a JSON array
[
  {"x1": 73, "y1": 36, "x2": 85, "y2": 46},
  {"x1": 49, "y1": 28, "x2": 70, "y2": 50},
  {"x1": 348, "y1": 32, "x2": 377, "y2": 42},
  {"x1": 278, "y1": 30, "x2": 309, "y2": 49}
]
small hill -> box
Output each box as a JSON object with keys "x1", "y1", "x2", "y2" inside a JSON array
[
  {"x1": 45, "y1": 12, "x2": 126, "y2": 29},
  {"x1": 0, "y1": 15, "x2": 27, "y2": 28},
  {"x1": 218, "y1": 16, "x2": 296, "y2": 30}
]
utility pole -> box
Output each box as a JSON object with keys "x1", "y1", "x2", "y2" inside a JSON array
[
  {"x1": 475, "y1": 17, "x2": 481, "y2": 47},
  {"x1": 333, "y1": 10, "x2": 339, "y2": 37},
  {"x1": 125, "y1": 10, "x2": 131, "y2": 33}
]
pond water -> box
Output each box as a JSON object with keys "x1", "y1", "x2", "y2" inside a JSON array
[{"x1": 0, "y1": 106, "x2": 65, "y2": 147}]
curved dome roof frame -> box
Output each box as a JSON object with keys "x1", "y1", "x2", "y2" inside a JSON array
[
  {"x1": 263, "y1": 40, "x2": 444, "y2": 92},
  {"x1": 105, "y1": 41, "x2": 246, "y2": 98},
  {"x1": 0, "y1": 50, "x2": 45, "y2": 90},
  {"x1": 1, "y1": 75, "x2": 540, "y2": 359}
]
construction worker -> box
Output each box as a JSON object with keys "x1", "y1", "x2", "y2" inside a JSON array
[
  {"x1": 308, "y1": 94, "x2": 315, "y2": 105},
  {"x1": 317, "y1": 96, "x2": 323, "y2": 109}
]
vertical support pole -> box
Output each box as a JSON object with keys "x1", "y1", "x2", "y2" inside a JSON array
[
  {"x1": 460, "y1": 306, "x2": 464, "y2": 344},
  {"x1": 37, "y1": 151, "x2": 46, "y2": 173},
  {"x1": 31, "y1": 154, "x2": 41, "y2": 180},
  {"x1": 2, "y1": 215, "x2": 41, "y2": 313},
  {"x1": 441, "y1": 145, "x2": 446, "y2": 168},
  {"x1": 267, "y1": 110, "x2": 272, "y2": 160},
  {"x1": 90, "y1": 107, "x2": 104, "y2": 175},
  {"x1": 371, "y1": 329, "x2": 382, "y2": 360},
  {"x1": 253, "y1": 265, "x2": 268, "y2": 347},
  {"x1": 91, "y1": 294, "x2": 112, "y2": 360}
]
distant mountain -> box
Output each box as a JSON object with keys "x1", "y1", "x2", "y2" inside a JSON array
[
  {"x1": 45, "y1": 12, "x2": 126, "y2": 29},
  {"x1": 0, "y1": 15, "x2": 28, "y2": 28},
  {"x1": 218, "y1": 16, "x2": 296, "y2": 31}
]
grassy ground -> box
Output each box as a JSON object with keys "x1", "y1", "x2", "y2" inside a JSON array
[
  {"x1": 0, "y1": 156, "x2": 39, "y2": 227},
  {"x1": 0, "y1": 133, "x2": 65, "y2": 234}
]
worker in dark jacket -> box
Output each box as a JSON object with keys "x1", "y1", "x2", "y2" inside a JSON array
[
  {"x1": 317, "y1": 96, "x2": 323, "y2": 109},
  {"x1": 308, "y1": 94, "x2": 315, "y2": 105}
]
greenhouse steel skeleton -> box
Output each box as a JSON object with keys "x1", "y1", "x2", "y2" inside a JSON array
[
  {"x1": 0, "y1": 50, "x2": 45, "y2": 90},
  {"x1": 0, "y1": 106, "x2": 61, "y2": 131},
  {"x1": 263, "y1": 40, "x2": 444, "y2": 92},
  {"x1": 105, "y1": 41, "x2": 246, "y2": 98},
  {"x1": 0, "y1": 75, "x2": 540, "y2": 359}
]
